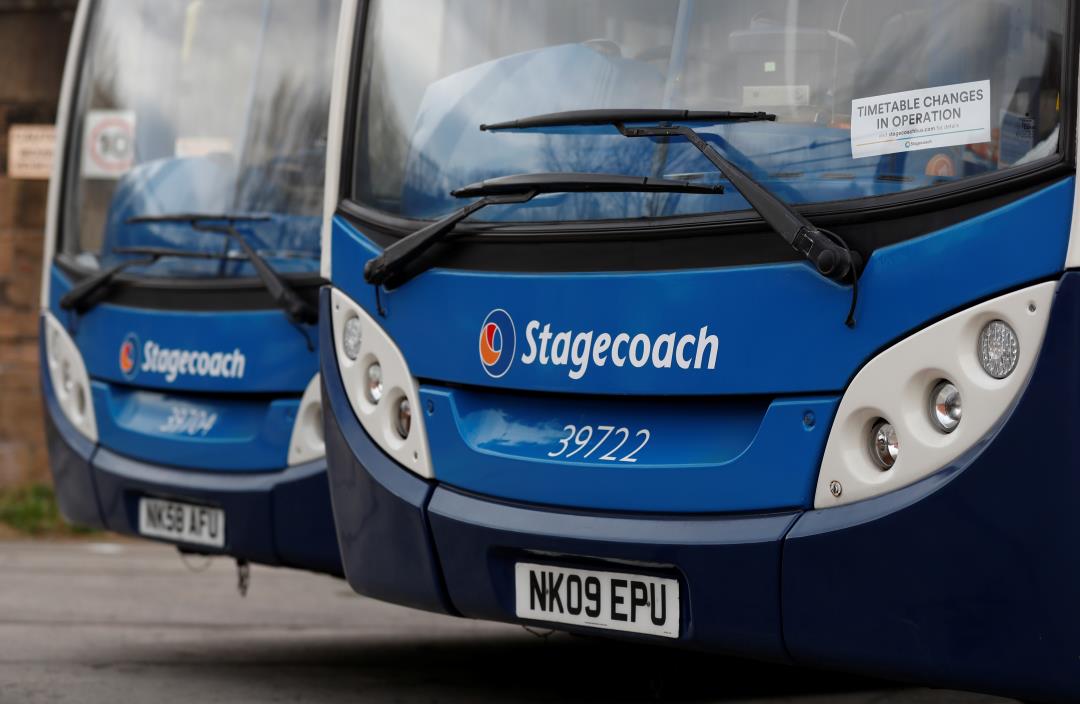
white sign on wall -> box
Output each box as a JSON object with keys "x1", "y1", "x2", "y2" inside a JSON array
[
  {"x1": 8, "y1": 124, "x2": 56, "y2": 180},
  {"x1": 850, "y1": 80, "x2": 991, "y2": 159},
  {"x1": 82, "y1": 109, "x2": 136, "y2": 179}
]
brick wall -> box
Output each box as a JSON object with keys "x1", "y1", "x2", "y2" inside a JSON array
[{"x1": 0, "y1": 4, "x2": 75, "y2": 486}]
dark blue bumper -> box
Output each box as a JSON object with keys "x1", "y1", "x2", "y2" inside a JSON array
[
  {"x1": 43, "y1": 366, "x2": 342, "y2": 576},
  {"x1": 321, "y1": 278, "x2": 1080, "y2": 701}
]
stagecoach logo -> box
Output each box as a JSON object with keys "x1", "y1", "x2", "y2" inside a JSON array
[
  {"x1": 479, "y1": 309, "x2": 720, "y2": 381},
  {"x1": 479, "y1": 309, "x2": 516, "y2": 378},
  {"x1": 119, "y1": 332, "x2": 140, "y2": 379},
  {"x1": 119, "y1": 333, "x2": 247, "y2": 384}
]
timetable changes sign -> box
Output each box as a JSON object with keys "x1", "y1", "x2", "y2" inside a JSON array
[{"x1": 850, "y1": 80, "x2": 990, "y2": 159}]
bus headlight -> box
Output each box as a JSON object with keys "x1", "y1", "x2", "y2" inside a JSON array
[
  {"x1": 395, "y1": 397, "x2": 412, "y2": 439},
  {"x1": 342, "y1": 316, "x2": 363, "y2": 361},
  {"x1": 978, "y1": 320, "x2": 1019, "y2": 379},
  {"x1": 330, "y1": 289, "x2": 432, "y2": 478},
  {"x1": 868, "y1": 420, "x2": 898, "y2": 469},
  {"x1": 365, "y1": 362, "x2": 384, "y2": 403},
  {"x1": 42, "y1": 313, "x2": 98, "y2": 443},
  {"x1": 287, "y1": 373, "x2": 325, "y2": 466},
  {"x1": 929, "y1": 380, "x2": 962, "y2": 433}
]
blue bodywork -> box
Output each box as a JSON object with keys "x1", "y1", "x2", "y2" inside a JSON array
[
  {"x1": 43, "y1": 156, "x2": 341, "y2": 575},
  {"x1": 324, "y1": 162, "x2": 1079, "y2": 700}
]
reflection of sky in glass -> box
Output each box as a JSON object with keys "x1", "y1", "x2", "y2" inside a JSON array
[
  {"x1": 355, "y1": 0, "x2": 1066, "y2": 222},
  {"x1": 66, "y1": 0, "x2": 340, "y2": 274}
]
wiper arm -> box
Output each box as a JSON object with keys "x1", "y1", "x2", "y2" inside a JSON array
[
  {"x1": 58, "y1": 246, "x2": 255, "y2": 314},
  {"x1": 127, "y1": 214, "x2": 318, "y2": 325},
  {"x1": 364, "y1": 172, "x2": 723, "y2": 289},
  {"x1": 59, "y1": 254, "x2": 161, "y2": 314},
  {"x1": 480, "y1": 110, "x2": 860, "y2": 287}
]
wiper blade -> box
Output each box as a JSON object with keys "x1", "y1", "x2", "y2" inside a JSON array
[
  {"x1": 451, "y1": 172, "x2": 722, "y2": 198},
  {"x1": 481, "y1": 110, "x2": 861, "y2": 294},
  {"x1": 112, "y1": 246, "x2": 248, "y2": 260},
  {"x1": 480, "y1": 109, "x2": 775, "y2": 131},
  {"x1": 128, "y1": 213, "x2": 272, "y2": 224},
  {"x1": 125, "y1": 214, "x2": 317, "y2": 325},
  {"x1": 364, "y1": 172, "x2": 723, "y2": 289}
]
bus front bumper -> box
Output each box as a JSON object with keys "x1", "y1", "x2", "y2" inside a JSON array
[
  {"x1": 321, "y1": 278, "x2": 1080, "y2": 701},
  {"x1": 43, "y1": 388, "x2": 342, "y2": 576}
]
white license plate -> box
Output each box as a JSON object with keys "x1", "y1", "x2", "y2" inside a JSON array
[
  {"x1": 515, "y1": 562, "x2": 679, "y2": 638},
  {"x1": 138, "y1": 498, "x2": 225, "y2": 548}
]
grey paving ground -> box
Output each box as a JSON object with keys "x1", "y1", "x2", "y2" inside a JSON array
[{"x1": 0, "y1": 540, "x2": 1018, "y2": 704}]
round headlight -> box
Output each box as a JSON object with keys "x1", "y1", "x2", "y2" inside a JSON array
[
  {"x1": 869, "y1": 419, "x2": 899, "y2": 469},
  {"x1": 978, "y1": 320, "x2": 1019, "y2": 379},
  {"x1": 395, "y1": 397, "x2": 412, "y2": 439},
  {"x1": 929, "y1": 380, "x2": 962, "y2": 433},
  {"x1": 365, "y1": 362, "x2": 384, "y2": 403},
  {"x1": 342, "y1": 317, "x2": 363, "y2": 361}
]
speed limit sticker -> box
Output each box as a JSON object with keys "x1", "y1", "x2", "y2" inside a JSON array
[{"x1": 82, "y1": 109, "x2": 136, "y2": 179}]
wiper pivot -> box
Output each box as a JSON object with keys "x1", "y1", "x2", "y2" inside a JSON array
[{"x1": 364, "y1": 172, "x2": 723, "y2": 289}]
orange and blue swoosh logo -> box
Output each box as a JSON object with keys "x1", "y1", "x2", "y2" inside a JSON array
[
  {"x1": 479, "y1": 309, "x2": 515, "y2": 378},
  {"x1": 119, "y1": 332, "x2": 139, "y2": 379}
]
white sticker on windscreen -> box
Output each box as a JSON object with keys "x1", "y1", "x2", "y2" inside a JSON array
[{"x1": 850, "y1": 80, "x2": 990, "y2": 159}]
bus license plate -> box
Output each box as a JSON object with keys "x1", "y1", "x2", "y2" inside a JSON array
[
  {"x1": 514, "y1": 562, "x2": 679, "y2": 638},
  {"x1": 138, "y1": 497, "x2": 225, "y2": 548}
]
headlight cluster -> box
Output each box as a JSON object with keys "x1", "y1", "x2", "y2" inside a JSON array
[
  {"x1": 287, "y1": 373, "x2": 326, "y2": 466},
  {"x1": 43, "y1": 313, "x2": 98, "y2": 442},
  {"x1": 330, "y1": 289, "x2": 431, "y2": 477},
  {"x1": 817, "y1": 285, "x2": 1053, "y2": 508},
  {"x1": 862, "y1": 319, "x2": 1016, "y2": 473}
]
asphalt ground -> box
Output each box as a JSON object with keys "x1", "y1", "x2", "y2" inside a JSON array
[{"x1": 0, "y1": 540, "x2": 1019, "y2": 704}]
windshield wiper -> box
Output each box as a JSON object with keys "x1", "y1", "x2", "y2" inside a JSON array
[
  {"x1": 363, "y1": 172, "x2": 723, "y2": 289},
  {"x1": 112, "y1": 246, "x2": 249, "y2": 260},
  {"x1": 481, "y1": 109, "x2": 861, "y2": 325},
  {"x1": 59, "y1": 246, "x2": 254, "y2": 314},
  {"x1": 59, "y1": 254, "x2": 162, "y2": 314},
  {"x1": 480, "y1": 109, "x2": 776, "y2": 131},
  {"x1": 126, "y1": 214, "x2": 318, "y2": 325}
]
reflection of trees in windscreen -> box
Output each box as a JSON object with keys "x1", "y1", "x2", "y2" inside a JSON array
[
  {"x1": 532, "y1": 135, "x2": 657, "y2": 220},
  {"x1": 233, "y1": 78, "x2": 330, "y2": 216}
]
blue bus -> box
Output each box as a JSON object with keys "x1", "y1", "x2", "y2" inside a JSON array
[
  {"x1": 321, "y1": 0, "x2": 1077, "y2": 699},
  {"x1": 41, "y1": 0, "x2": 343, "y2": 577}
]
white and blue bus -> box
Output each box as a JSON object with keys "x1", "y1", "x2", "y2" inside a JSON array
[
  {"x1": 320, "y1": 1, "x2": 1077, "y2": 699},
  {"x1": 41, "y1": 0, "x2": 342, "y2": 576}
]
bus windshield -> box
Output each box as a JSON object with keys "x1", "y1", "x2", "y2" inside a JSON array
[
  {"x1": 62, "y1": 0, "x2": 339, "y2": 279},
  {"x1": 353, "y1": 0, "x2": 1066, "y2": 224}
]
